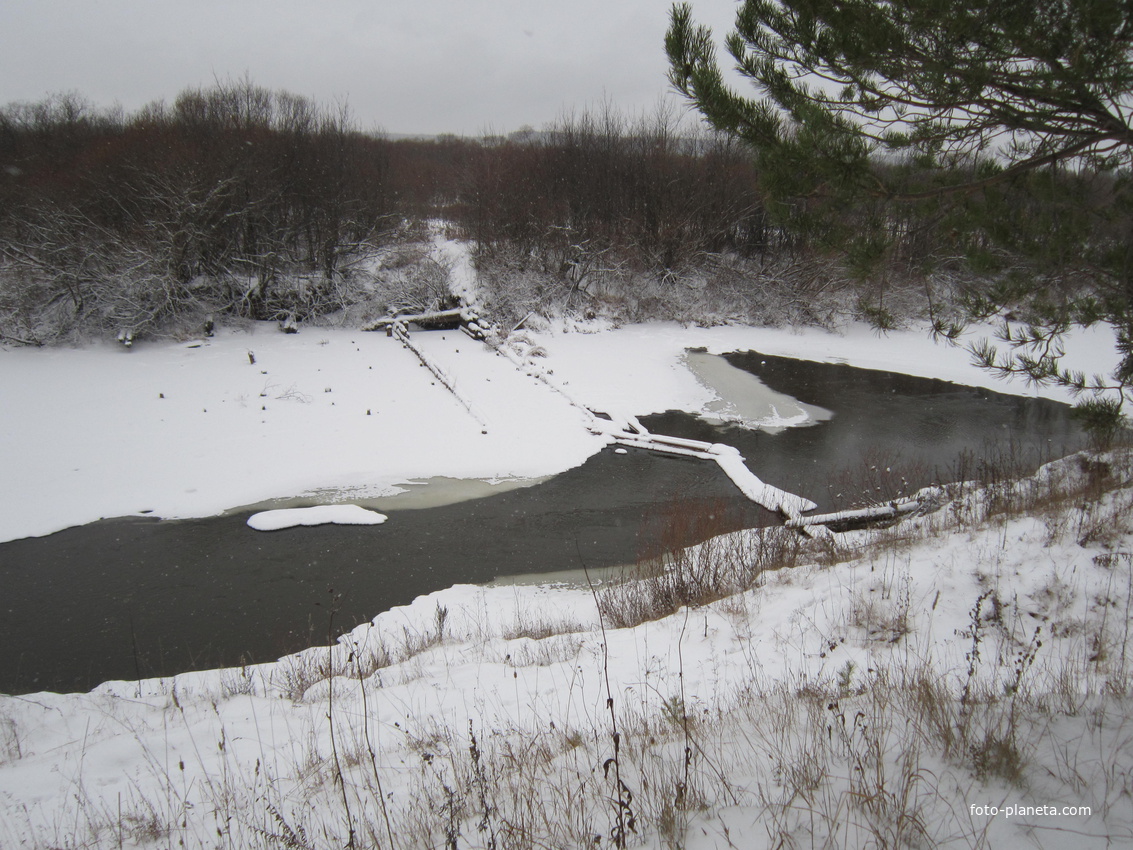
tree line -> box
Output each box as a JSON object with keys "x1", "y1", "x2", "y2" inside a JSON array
[
  {"x1": 2, "y1": 72, "x2": 1122, "y2": 375},
  {"x1": 0, "y1": 82, "x2": 394, "y2": 340},
  {"x1": 0, "y1": 85, "x2": 800, "y2": 342},
  {"x1": 460, "y1": 106, "x2": 773, "y2": 274}
]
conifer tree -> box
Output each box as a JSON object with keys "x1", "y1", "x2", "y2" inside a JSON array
[{"x1": 666, "y1": 0, "x2": 1133, "y2": 428}]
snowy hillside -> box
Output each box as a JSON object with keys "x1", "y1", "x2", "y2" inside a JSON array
[
  {"x1": 1, "y1": 449, "x2": 1130, "y2": 848},
  {"x1": 1, "y1": 298, "x2": 1130, "y2": 847}
]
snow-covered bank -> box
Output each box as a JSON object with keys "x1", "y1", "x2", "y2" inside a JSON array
[
  {"x1": 0, "y1": 325, "x2": 602, "y2": 542},
  {"x1": 537, "y1": 319, "x2": 1117, "y2": 420},
  {"x1": 1, "y1": 452, "x2": 1130, "y2": 848},
  {"x1": 0, "y1": 318, "x2": 1115, "y2": 543}
]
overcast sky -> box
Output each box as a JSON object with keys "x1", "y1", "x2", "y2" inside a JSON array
[{"x1": 0, "y1": 0, "x2": 742, "y2": 137}]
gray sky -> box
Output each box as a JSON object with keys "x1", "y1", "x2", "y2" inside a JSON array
[{"x1": 0, "y1": 0, "x2": 741, "y2": 136}]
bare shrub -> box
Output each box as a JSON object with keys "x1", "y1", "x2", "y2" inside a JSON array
[
  {"x1": 470, "y1": 244, "x2": 866, "y2": 331},
  {"x1": 472, "y1": 245, "x2": 578, "y2": 330},
  {"x1": 272, "y1": 649, "x2": 332, "y2": 701},
  {"x1": 272, "y1": 630, "x2": 394, "y2": 700},
  {"x1": 500, "y1": 634, "x2": 586, "y2": 668},
  {"x1": 600, "y1": 524, "x2": 803, "y2": 628},
  {"x1": 368, "y1": 245, "x2": 458, "y2": 317},
  {"x1": 849, "y1": 574, "x2": 914, "y2": 644},
  {"x1": 827, "y1": 446, "x2": 934, "y2": 511},
  {"x1": 217, "y1": 665, "x2": 258, "y2": 699}
]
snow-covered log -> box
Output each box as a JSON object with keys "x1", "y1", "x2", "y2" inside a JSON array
[
  {"x1": 607, "y1": 433, "x2": 717, "y2": 461},
  {"x1": 362, "y1": 308, "x2": 468, "y2": 331},
  {"x1": 459, "y1": 323, "x2": 487, "y2": 341},
  {"x1": 712, "y1": 446, "x2": 818, "y2": 516},
  {"x1": 391, "y1": 322, "x2": 489, "y2": 432},
  {"x1": 785, "y1": 500, "x2": 922, "y2": 529},
  {"x1": 592, "y1": 419, "x2": 819, "y2": 517}
]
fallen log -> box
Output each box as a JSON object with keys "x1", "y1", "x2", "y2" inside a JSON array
[
  {"x1": 391, "y1": 323, "x2": 489, "y2": 432},
  {"x1": 785, "y1": 500, "x2": 922, "y2": 532},
  {"x1": 362, "y1": 308, "x2": 469, "y2": 332},
  {"x1": 598, "y1": 423, "x2": 819, "y2": 518}
]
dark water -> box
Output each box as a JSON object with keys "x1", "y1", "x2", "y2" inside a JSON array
[
  {"x1": 0, "y1": 450, "x2": 771, "y2": 695},
  {"x1": 0, "y1": 352, "x2": 1084, "y2": 695},
  {"x1": 643, "y1": 351, "x2": 1085, "y2": 513}
]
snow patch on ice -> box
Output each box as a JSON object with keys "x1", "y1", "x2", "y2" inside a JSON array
[
  {"x1": 683, "y1": 349, "x2": 833, "y2": 432},
  {"x1": 246, "y1": 504, "x2": 388, "y2": 531}
]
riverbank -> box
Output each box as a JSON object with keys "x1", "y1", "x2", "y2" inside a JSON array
[
  {"x1": 1, "y1": 316, "x2": 1129, "y2": 847},
  {"x1": 1, "y1": 448, "x2": 1130, "y2": 848},
  {"x1": 0, "y1": 317, "x2": 1114, "y2": 543}
]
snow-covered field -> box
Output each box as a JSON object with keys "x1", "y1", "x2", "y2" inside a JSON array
[{"x1": 1, "y1": 303, "x2": 1130, "y2": 847}]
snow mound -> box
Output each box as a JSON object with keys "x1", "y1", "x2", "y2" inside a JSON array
[{"x1": 247, "y1": 505, "x2": 388, "y2": 531}]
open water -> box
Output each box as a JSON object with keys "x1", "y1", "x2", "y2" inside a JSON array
[{"x1": 0, "y1": 352, "x2": 1084, "y2": 694}]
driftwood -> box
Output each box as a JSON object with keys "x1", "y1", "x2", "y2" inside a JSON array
[
  {"x1": 590, "y1": 419, "x2": 819, "y2": 518},
  {"x1": 389, "y1": 322, "x2": 489, "y2": 432},
  {"x1": 363, "y1": 308, "x2": 468, "y2": 332},
  {"x1": 785, "y1": 500, "x2": 923, "y2": 532}
]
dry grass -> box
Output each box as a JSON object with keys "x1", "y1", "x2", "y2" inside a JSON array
[
  {"x1": 600, "y1": 525, "x2": 806, "y2": 629},
  {"x1": 4, "y1": 450, "x2": 1133, "y2": 848}
]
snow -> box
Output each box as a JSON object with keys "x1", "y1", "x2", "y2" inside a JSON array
[
  {"x1": 0, "y1": 326, "x2": 604, "y2": 542},
  {"x1": 2, "y1": 456, "x2": 1130, "y2": 846},
  {"x1": 683, "y1": 348, "x2": 833, "y2": 432},
  {"x1": 539, "y1": 319, "x2": 1118, "y2": 417},
  {"x1": 1, "y1": 255, "x2": 1128, "y2": 846},
  {"x1": 246, "y1": 504, "x2": 388, "y2": 531},
  {"x1": 0, "y1": 315, "x2": 1114, "y2": 544},
  {"x1": 711, "y1": 443, "x2": 818, "y2": 515}
]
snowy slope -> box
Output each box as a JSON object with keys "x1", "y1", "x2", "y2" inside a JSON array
[
  {"x1": 0, "y1": 316, "x2": 1115, "y2": 543},
  {"x1": 0, "y1": 306, "x2": 1128, "y2": 848}
]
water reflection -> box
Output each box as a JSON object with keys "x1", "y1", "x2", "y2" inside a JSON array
[{"x1": 642, "y1": 351, "x2": 1085, "y2": 512}]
